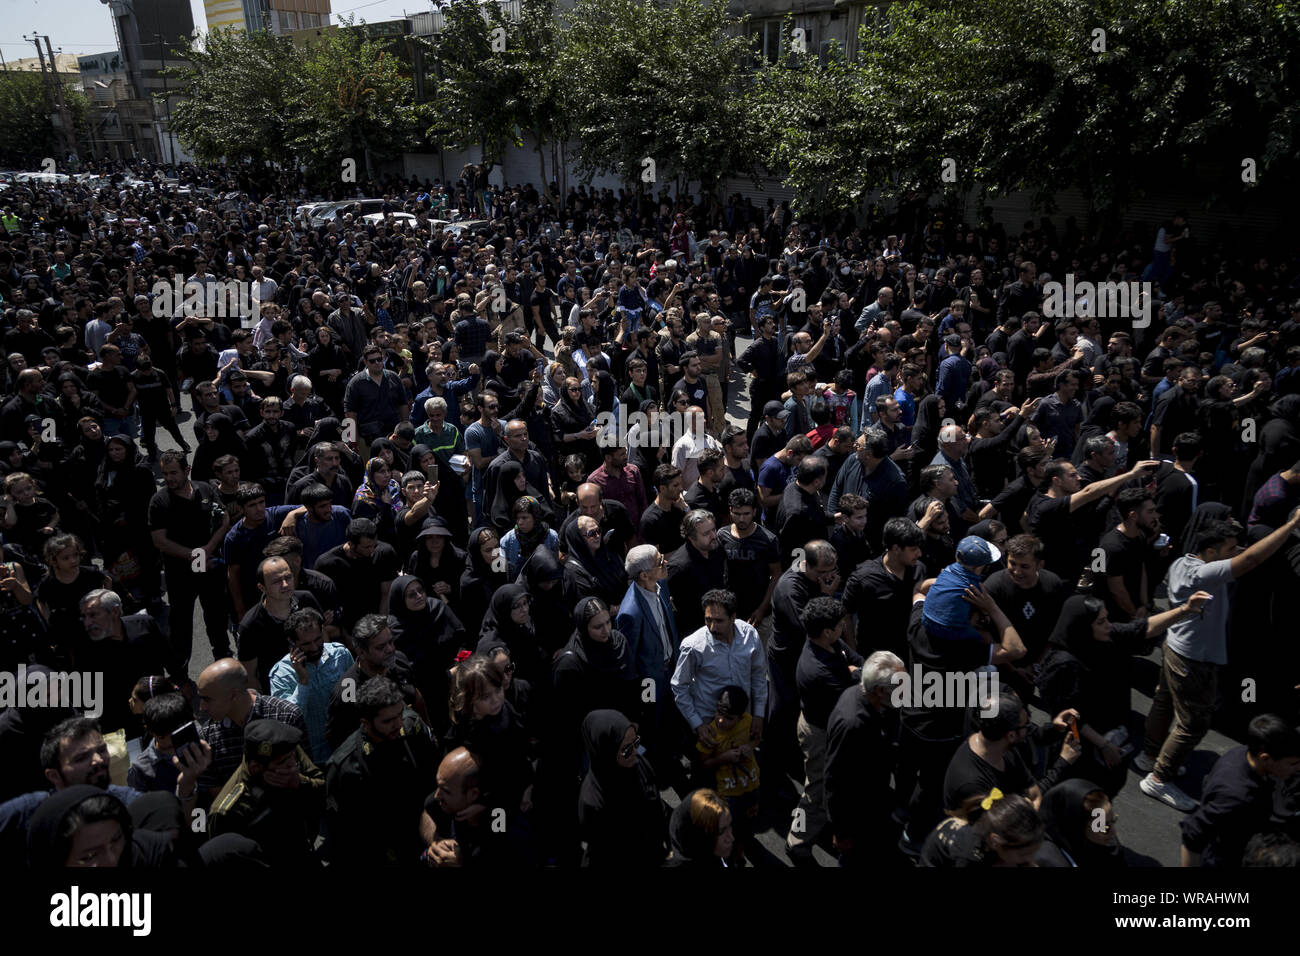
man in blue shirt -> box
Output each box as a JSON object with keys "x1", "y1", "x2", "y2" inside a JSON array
[
  {"x1": 269, "y1": 607, "x2": 355, "y2": 764},
  {"x1": 893, "y1": 362, "x2": 925, "y2": 430},
  {"x1": 936, "y1": 335, "x2": 972, "y2": 414}
]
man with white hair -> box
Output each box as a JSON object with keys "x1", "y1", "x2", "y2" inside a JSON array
[
  {"x1": 824, "y1": 650, "x2": 905, "y2": 866},
  {"x1": 78, "y1": 589, "x2": 186, "y2": 733},
  {"x1": 616, "y1": 544, "x2": 680, "y2": 768},
  {"x1": 932, "y1": 423, "x2": 980, "y2": 534},
  {"x1": 284, "y1": 374, "x2": 330, "y2": 440}
]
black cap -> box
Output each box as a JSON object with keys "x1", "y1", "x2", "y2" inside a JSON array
[
  {"x1": 243, "y1": 719, "x2": 302, "y2": 762},
  {"x1": 416, "y1": 517, "x2": 453, "y2": 539},
  {"x1": 763, "y1": 400, "x2": 789, "y2": 419}
]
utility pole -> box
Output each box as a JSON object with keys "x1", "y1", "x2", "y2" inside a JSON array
[{"x1": 43, "y1": 35, "x2": 79, "y2": 162}]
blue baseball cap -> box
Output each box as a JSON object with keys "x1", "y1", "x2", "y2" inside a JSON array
[{"x1": 957, "y1": 535, "x2": 1001, "y2": 567}]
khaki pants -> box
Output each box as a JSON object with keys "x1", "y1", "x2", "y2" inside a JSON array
[
  {"x1": 1142, "y1": 643, "x2": 1221, "y2": 781},
  {"x1": 786, "y1": 712, "x2": 828, "y2": 857},
  {"x1": 703, "y1": 373, "x2": 725, "y2": 436}
]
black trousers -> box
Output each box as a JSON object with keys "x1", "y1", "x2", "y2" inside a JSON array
[
  {"x1": 139, "y1": 402, "x2": 186, "y2": 451},
  {"x1": 165, "y1": 563, "x2": 231, "y2": 672},
  {"x1": 896, "y1": 725, "x2": 963, "y2": 845}
]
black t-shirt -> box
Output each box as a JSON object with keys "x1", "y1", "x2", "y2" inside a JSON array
[
  {"x1": 1092, "y1": 528, "x2": 1147, "y2": 620},
  {"x1": 717, "y1": 524, "x2": 780, "y2": 620},
  {"x1": 717, "y1": 462, "x2": 755, "y2": 502},
  {"x1": 842, "y1": 556, "x2": 925, "y2": 657},
  {"x1": 1023, "y1": 492, "x2": 1079, "y2": 580},
  {"x1": 750, "y1": 422, "x2": 783, "y2": 467},
  {"x1": 235, "y1": 591, "x2": 323, "y2": 691},
  {"x1": 990, "y1": 476, "x2": 1037, "y2": 532},
  {"x1": 36, "y1": 566, "x2": 106, "y2": 645},
  {"x1": 314, "y1": 542, "x2": 402, "y2": 628},
  {"x1": 147, "y1": 480, "x2": 226, "y2": 567},
  {"x1": 637, "y1": 501, "x2": 686, "y2": 555},
  {"x1": 982, "y1": 568, "x2": 1069, "y2": 662},
  {"x1": 796, "y1": 639, "x2": 865, "y2": 729},
  {"x1": 942, "y1": 737, "x2": 1035, "y2": 814},
  {"x1": 87, "y1": 364, "x2": 132, "y2": 409}
]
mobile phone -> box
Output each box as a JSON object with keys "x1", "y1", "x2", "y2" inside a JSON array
[
  {"x1": 427, "y1": 461, "x2": 439, "y2": 484},
  {"x1": 170, "y1": 721, "x2": 200, "y2": 754},
  {"x1": 1067, "y1": 715, "x2": 1080, "y2": 743}
]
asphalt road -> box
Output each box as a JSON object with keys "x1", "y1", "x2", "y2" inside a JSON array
[{"x1": 147, "y1": 330, "x2": 1237, "y2": 867}]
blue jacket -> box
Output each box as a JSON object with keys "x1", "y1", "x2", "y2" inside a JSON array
[{"x1": 616, "y1": 580, "x2": 680, "y2": 689}]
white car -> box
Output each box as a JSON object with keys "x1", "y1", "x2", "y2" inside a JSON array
[{"x1": 363, "y1": 211, "x2": 418, "y2": 228}]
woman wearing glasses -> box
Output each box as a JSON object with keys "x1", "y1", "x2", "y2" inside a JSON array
[
  {"x1": 478, "y1": 583, "x2": 547, "y2": 695},
  {"x1": 551, "y1": 375, "x2": 600, "y2": 473},
  {"x1": 577, "y1": 709, "x2": 666, "y2": 868},
  {"x1": 561, "y1": 516, "x2": 629, "y2": 609}
]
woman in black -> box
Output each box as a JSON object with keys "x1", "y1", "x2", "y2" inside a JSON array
[
  {"x1": 909, "y1": 394, "x2": 944, "y2": 491},
  {"x1": 306, "y1": 325, "x2": 350, "y2": 414},
  {"x1": 1036, "y1": 593, "x2": 1208, "y2": 796},
  {"x1": 551, "y1": 375, "x2": 599, "y2": 472},
  {"x1": 27, "y1": 785, "x2": 173, "y2": 868},
  {"x1": 516, "y1": 548, "x2": 568, "y2": 650},
  {"x1": 405, "y1": 519, "x2": 465, "y2": 606},
  {"x1": 458, "y1": 526, "x2": 508, "y2": 637},
  {"x1": 1035, "y1": 778, "x2": 1126, "y2": 868},
  {"x1": 445, "y1": 654, "x2": 534, "y2": 818},
  {"x1": 560, "y1": 518, "x2": 628, "y2": 609},
  {"x1": 190, "y1": 412, "x2": 246, "y2": 482},
  {"x1": 478, "y1": 583, "x2": 547, "y2": 694},
  {"x1": 35, "y1": 534, "x2": 110, "y2": 653},
  {"x1": 94, "y1": 434, "x2": 160, "y2": 603},
  {"x1": 577, "y1": 708, "x2": 666, "y2": 868},
  {"x1": 1241, "y1": 394, "x2": 1300, "y2": 515},
  {"x1": 487, "y1": 459, "x2": 553, "y2": 536},
  {"x1": 387, "y1": 574, "x2": 467, "y2": 736},
  {"x1": 475, "y1": 638, "x2": 533, "y2": 727},
  {"x1": 664, "y1": 789, "x2": 733, "y2": 868}
]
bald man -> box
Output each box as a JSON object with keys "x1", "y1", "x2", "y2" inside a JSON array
[
  {"x1": 420, "y1": 747, "x2": 520, "y2": 868},
  {"x1": 195, "y1": 658, "x2": 307, "y2": 804},
  {"x1": 559, "y1": 482, "x2": 635, "y2": 556},
  {"x1": 481, "y1": 418, "x2": 555, "y2": 510}
]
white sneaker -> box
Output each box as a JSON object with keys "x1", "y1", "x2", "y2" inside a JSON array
[
  {"x1": 1140, "y1": 773, "x2": 1198, "y2": 812},
  {"x1": 1133, "y1": 752, "x2": 1186, "y2": 776}
]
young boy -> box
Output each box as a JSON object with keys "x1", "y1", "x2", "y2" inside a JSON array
[
  {"x1": 830, "y1": 493, "x2": 873, "y2": 586},
  {"x1": 697, "y1": 685, "x2": 760, "y2": 863},
  {"x1": 127, "y1": 688, "x2": 190, "y2": 793},
  {"x1": 921, "y1": 534, "x2": 1000, "y2": 641}
]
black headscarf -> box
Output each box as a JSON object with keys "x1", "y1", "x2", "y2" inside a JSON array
[
  {"x1": 192, "y1": 412, "x2": 246, "y2": 480},
  {"x1": 912, "y1": 394, "x2": 943, "y2": 459},
  {"x1": 478, "y1": 583, "x2": 543, "y2": 681},
  {"x1": 1045, "y1": 595, "x2": 1108, "y2": 669},
  {"x1": 564, "y1": 596, "x2": 636, "y2": 680},
  {"x1": 579, "y1": 709, "x2": 657, "y2": 806},
  {"x1": 27, "y1": 785, "x2": 170, "y2": 868},
  {"x1": 198, "y1": 833, "x2": 270, "y2": 867},
  {"x1": 561, "y1": 519, "x2": 628, "y2": 606},
  {"x1": 459, "y1": 526, "x2": 508, "y2": 634},
  {"x1": 593, "y1": 370, "x2": 618, "y2": 415},
  {"x1": 576, "y1": 709, "x2": 664, "y2": 868},
  {"x1": 1039, "y1": 778, "x2": 1125, "y2": 867},
  {"x1": 488, "y1": 459, "x2": 550, "y2": 534}
]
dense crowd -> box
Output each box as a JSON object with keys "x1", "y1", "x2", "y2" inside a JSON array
[{"x1": 2, "y1": 160, "x2": 1300, "y2": 869}]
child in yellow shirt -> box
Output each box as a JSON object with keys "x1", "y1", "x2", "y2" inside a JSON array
[{"x1": 696, "y1": 685, "x2": 760, "y2": 864}]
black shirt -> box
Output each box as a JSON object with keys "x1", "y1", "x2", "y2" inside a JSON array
[
  {"x1": 1181, "y1": 746, "x2": 1274, "y2": 868},
  {"x1": 1024, "y1": 492, "x2": 1080, "y2": 580},
  {"x1": 942, "y1": 737, "x2": 1035, "y2": 814},
  {"x1": 717, "y1": 524, "x2": 780, "y2": 621},
  {"x1": 983, "y1": 568, "x2": 1069, "y2": 663},
  {"x1": 638, "y1": 501, "x2": 686, "y2": 555},
  {"x1": 315, "y1": 543, "x2": 401, "y2": 630},
  {"x1": 842, "y1": 556, "x2": 925, "y2": 657},
  {"x1": 795, "y1": 639, "x2": 865, "y2": 729},
  {"x1": 147, "y1": 480, "x2": 225, "y2": 568},
  {"x1": 1092, "y1": 528, "x2": 1147, "y2": 620},
  {"x1": 990, "y1": 475, "x2": 1038, "y2": 532},
  {"x1": 235, "y1": 591, "x2": 323, "y2": 691}
]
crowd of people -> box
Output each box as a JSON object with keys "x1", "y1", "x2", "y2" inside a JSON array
[{"x1": 2, "y1": 160, "x2": 1300, "y2": 869}]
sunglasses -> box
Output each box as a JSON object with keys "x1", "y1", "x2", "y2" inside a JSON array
[
  {"x1": 619, "y1": 735, "x2": 642, "y2": 758},
  {"x1": 583, "y1": 529, "x2": 602, "y2": 539}
]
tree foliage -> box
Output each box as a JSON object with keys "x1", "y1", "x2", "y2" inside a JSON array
[
  {"x1": 558, "y1": 0, "x2": 761, "y2": 195},
  {"x1": 0, "y1": 71, "x2": 88, "y2": 168},
  {"x1": 424, "y1": 0, "x2": 570, "y2": 200},
  {"x1": 168, "y1": 21, "x2": 427, "y2": 182}
]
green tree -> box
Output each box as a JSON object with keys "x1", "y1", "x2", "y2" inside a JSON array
[
  {"x1": 424, "y1": 0, "x2": 570, "y2": 204},
  {"x1": 167, "y1": 28, "x2": 303, "y2": 169},
  {"x1": 0, "y1": 71, "x2": 87, "y2": 168},
  {"x1": 558, "y1": 0, "x2": 760, "y2": 198},
  {"x1": 290, "y1": 23, "x2": 429, "y2": 183}
]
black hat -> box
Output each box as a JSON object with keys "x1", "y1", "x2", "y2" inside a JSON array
[
  {"x1": 762, "y1": 400, "x2": 789, "y2": 419},
  {"x1": 416, "y1": 517, "x2": 453, "y2": 539},
  {"x1": 243, "y1": 719, "x2": 302, "y2": 762}
]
